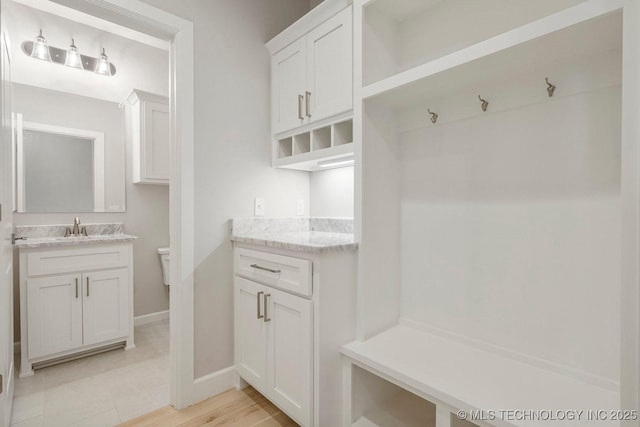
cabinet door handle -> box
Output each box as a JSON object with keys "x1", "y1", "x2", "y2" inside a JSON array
[
  {"x1": 264, "y1": 294, "x2": 271, "y2": 322},
  {"x1": 257, "y1": 291, "x2": 264, "y2": 319},
  {"x1": 305, "y1": 91, "x2": 311, "y2": 117},
  {"x1": 86, "y1": 277, "x2": 90, "y2": 297},
  {"x1": 298, "y1": 94, "x2": 304, "y2": 120},
  {"x1": 250, "y1": 264, "x2": 281, "y2": 274},
  {"x1": 75, "y1": 278, "x2": 78, "y2": 299}
]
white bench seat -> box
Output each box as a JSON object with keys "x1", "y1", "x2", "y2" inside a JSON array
[{"x1": 342, "y1": 323, "x2": 619, "y2": 427}]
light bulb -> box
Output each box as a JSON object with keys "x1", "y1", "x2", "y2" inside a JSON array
[
  {"x1": 30, "y1": 29, "x2": 51, "y2": 62},
  {"x1": 95, "y1": 48, "x2": 112, "y2": 76},
  {"x1": 64, "y1": 39, "x2": 83, "y2": 69}
]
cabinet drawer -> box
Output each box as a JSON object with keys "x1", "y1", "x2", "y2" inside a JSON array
[
  {"x1": 235, "y1": 248, "x2": 312, "y2": 297},
  {"x1": 27, "y1": 245, "x2": 130, "y2": 277}
]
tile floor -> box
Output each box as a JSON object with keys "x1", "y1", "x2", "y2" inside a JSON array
[{"x1": 10, "y1": 319, "x2": 169, "y2": 427}]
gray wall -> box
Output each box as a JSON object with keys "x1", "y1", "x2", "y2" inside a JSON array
[
  {"x1": 139, "y1": 0, "x2": 311, "y2": 378},
  {"x1": 13, "y1": 84, "x2": 170, "y2": 341},
  {"x1": 310, "y1": 0, "x2": 324, "y2": 9}
]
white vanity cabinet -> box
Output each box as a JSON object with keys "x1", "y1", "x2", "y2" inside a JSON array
[
  {"x1": 19, "y1": 242, "x2": 134, "y2": 377},
  {"x1": 268, "y1": 2, "x2": 352, "y2": 135},
  {"x1": 127, "y1": 89, "x2": 170, "y2": 185},
  {"x1": 234, "y1": 244, "x2": 356, "y2": 427}
]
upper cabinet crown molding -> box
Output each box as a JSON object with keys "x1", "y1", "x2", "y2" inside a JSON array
[
  {"x1": 266, "y1": 0, "x2": 352, "y2": 56},
  {"x1": 127, "y1": 89, "x2": 170, "y2": 185}
]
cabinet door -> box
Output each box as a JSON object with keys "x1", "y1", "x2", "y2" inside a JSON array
[
  {"x1": 272, "y1": 37, "x2": 307, "y2": 134},
  {"x1": 82, "y1": 268, "x2": 129, "y2": 346},
  {"x1": 266, "y1": 288, "x2": 313, "y2": 426},
  {"x1": 306, "y1": 7, "x2": 352, "y2": 123},
  {"x1": 235, "y1": 277, "x2": 268, "y2": 391},
  {"x1": 141, "y1": 99, "x2": 170, "y2": 183},
  {"x1": 27, "y1": 274, "x2": 82, "y2": 358}
]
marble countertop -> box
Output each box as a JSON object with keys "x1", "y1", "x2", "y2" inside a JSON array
[
  {"x1": 14, "y1": 234, "x2": 138, "y2": 249},
  {"x1": 231, "y1": 218, "x2": 357, "y2": 253},
  {"x1": 232, "y1": 231, "x2": 356, "y2": 253}
]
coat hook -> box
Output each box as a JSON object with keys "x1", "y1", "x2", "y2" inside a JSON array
[
  {"x1": 545, "y1": 77, "x2": 556, "y2": 97},
  {"x1": 478, "y1": 95, "x2": 488, "y2": 112},
  {"x1": 427, "y1": 108, "x2": 438, "y2": 124}
]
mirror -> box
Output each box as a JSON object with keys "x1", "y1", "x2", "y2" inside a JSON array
[
  {"x1": 12, "y1": 83, "x2": 126, "y2": 213},
  {"x1": 16, "y1": 119, "x2": 105, "y2": 212}
]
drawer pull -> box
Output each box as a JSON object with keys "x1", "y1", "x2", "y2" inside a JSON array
[
  {"x1": 250, "y1": 264, "x2": 281, "y2": 274},
  {"x1": 305, "y1": 91, "x2": 311, "y2": 117},
  {"x1": 86, "y1": 277, "x2": 90, "y2": 297},
  {"x1": 75, "y1": 278, "x2": 78, "y2": 299},
  {"x1": 298, "y1": 94, "x2": 304, "y2": 120},
  {"x1": 257, "y1": 291, "x2": 264, "y2": 319},
  {"x1": 264, "y1": 294, "x2": 271, "y2": 322}
]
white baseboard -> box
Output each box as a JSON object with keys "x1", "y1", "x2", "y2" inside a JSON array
[
  {"x1": 134, "y1": 310, "x2": 170, "y2": 326},
  {"x1": 192, "y1": 366, "x2": 236, "y2": 403}
]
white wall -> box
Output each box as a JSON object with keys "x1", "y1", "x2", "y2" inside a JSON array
[
  {"x1": 310, "y1": 166, "x2": 354, "y2": 217},
  {"x1": 400, "y1": 85, "x2": 622, "y2": 383},
  {"x1": 138, "y1": 0, "x2": 311, "y2": 378}
]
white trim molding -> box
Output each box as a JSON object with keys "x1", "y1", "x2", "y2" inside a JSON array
[
  {"x1": 134, "y1": 310, "x2": 170, "y2": 326},
  {"x1": 193, "y1": 366, "x2": 237, "y2": 404},
  {"x1": 62, "y1": 0, "x2": 196, "y2": 410},
  {"x1": 17, "y1": 119, "x2": 106, "y2": 212}
]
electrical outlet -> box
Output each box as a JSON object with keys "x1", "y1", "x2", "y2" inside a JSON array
[
  {"x1": 254, "y1": 197, "x2": 265, "y2": 216},
  {"x1": 296, "y1": 199, "x2": 305, "y2": 216}
]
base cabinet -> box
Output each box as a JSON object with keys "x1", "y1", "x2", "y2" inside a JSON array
[
  {"x1": 235, "y1": 277, "x2": 313, "y2": 426},
  {"x1": 26, "y1": 274, "x2": 82, "y2": 359},
  {"x1": 235, "y1": 278, "x2": 268, "y2": 389},
  {"x1": 19, "y1": 243, "x2": 134, "y2": 377},
  {"x1": 234, "y1": 244, "x2": 356, "y2": 427},
  {"x1": 82, "y1": 269, "x2": 130, "y2": 346}
]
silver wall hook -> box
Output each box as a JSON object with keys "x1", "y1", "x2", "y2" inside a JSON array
[
  {"x1": 545, "y1": 77, "x2": 556, "y2": 97},
  {"x1": 428, "y1": 108, "x2": 438, "y2": 124},
  {"x1": 478, "y1": 95, "x2": 488, "y2": 112}
]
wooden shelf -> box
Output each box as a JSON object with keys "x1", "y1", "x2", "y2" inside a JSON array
[
  {"x1": 362, "y1": 0, "x2": 622, "y2": 110},
  {"x1": 343, "y1": 323, "x2": 619, "y2": 427}
]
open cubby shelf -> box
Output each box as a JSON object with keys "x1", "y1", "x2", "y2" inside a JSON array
[
  {"x1": 348, "y1": 0, "x2": 632, "y2": 425},
  {"x1": 274, "y1": 118, "x2": 354, "y2": 171},
  {"x1": 344, "y1": 324, "x2": 617, "y2": 427}
]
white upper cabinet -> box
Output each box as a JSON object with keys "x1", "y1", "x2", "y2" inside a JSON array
[
  {"x1": 268, "y1": 3, "x2": 352, "y2": 136},
  {"x1": 273, "y1": 38, "x2": 308, "y2": 134},
  {"x1": 127, "y1": 89, "x2": 170, "y2": 185},
  {"x1": 306, "y1": 7, "x2": 352, "y2": 124}
]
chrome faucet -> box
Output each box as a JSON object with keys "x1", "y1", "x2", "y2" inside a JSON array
[
  {"x1": 72, "y1": 217, "x2": 81, "y2": 235},
  {"x1": 65, "y1": 217, "x2": 88, "y2": 237}
]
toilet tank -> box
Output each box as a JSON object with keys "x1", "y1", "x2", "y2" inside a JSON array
[{"x1": 158, "y1": 247, "x2": 170, "y2": 286}]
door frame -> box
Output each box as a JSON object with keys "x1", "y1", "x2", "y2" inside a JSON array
[{"x1": 51, "y1": 0, "x2": 196, "y2": 409}]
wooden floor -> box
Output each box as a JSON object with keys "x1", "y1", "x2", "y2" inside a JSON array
[{"x1": 119, "y1": 386, "x2": 298, "y2": 427}]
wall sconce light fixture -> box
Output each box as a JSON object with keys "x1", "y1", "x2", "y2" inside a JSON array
[
  {"x1": 22, "y1": 29, "x2": 117, "y2": 76},
  {"x1": 30, "y1": 30, "x2": 52, "y2": 62}
]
